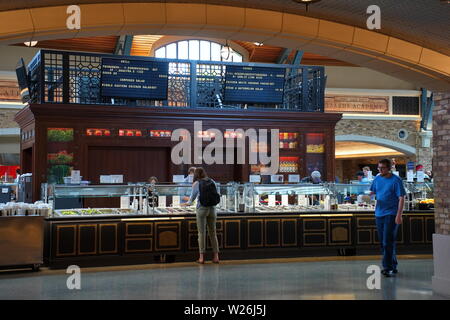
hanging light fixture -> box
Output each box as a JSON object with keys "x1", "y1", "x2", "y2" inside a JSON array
[
  {"x1": 292, "y1": 0, "x2": 322, "y2": 11},
  {"x1": 221, "y1": 41, "x2": 231, "y2": 60},
  {"x1": 24, "y1": 41, "x2": 38, "y2": 47}
]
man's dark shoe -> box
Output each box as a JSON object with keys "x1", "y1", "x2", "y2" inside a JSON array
[
  {"x1": 393, "y1": 269, "x2": 398, "y2": 274},
  {"x1": 382, "y1": 269, "x2": 395, "y2": 277}
]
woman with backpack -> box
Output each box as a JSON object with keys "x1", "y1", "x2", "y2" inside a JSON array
[{"x1": 183, "y1": 167, "x2": 220, "y2": 264}]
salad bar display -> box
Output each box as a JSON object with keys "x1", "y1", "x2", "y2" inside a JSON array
[{"x1": 53, "y1": 208, "x2": 138, "y2": 216}]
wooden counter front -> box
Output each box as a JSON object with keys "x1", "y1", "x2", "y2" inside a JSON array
[{"x1": 45, "y1": 211, "x2": 434, "y2": 268}]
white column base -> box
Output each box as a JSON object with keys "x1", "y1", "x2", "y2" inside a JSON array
[{"x1": 432, "y1": 233, "x2": 450, "y2": 297}]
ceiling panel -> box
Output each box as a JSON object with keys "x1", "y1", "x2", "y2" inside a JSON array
[
  {"x1": 1, "y1": 1, "x2": 448, "y2": 56},
  {"x1": 15, "y1": 36, "x2": 119, "y2": 53}
]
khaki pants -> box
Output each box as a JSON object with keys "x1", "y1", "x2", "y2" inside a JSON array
[{"x1": 196, "y1": 205, "x2": 219, "y2": 254}]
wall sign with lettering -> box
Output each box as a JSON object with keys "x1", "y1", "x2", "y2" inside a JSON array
[
  {"x1": 101, "y1": 58, "x2": 168, "y2": 100},
  {"x1": 224, "y1": 66, "x2": 285, "y2": 104},
  {"x1": 325, "y1": 95, "x2": 389, "y2": 113}
]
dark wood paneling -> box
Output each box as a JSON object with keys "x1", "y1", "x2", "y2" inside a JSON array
[
  {"x1": 248, "y1": 220, "x2": 263, "y2": 248},
  {"x1": 281, "y1": 219, "x2": 297, "y2": 247},
  {"x1": 155, "y1": 222, "x2": 181, "y2": 251},
  {"x1": 328, "y1": 218, "x2": 351, "y2": 245},
  {"x1": 357, "y1": 229, "x2": 372, "y2": 244},
  {"x1": 425, "y1": 217, "x2": 434, "y2": 243},
  {"x1": 99, "y1": 224, "x2": 118, "y2": 254},
  {"x1": 125, "y1": 238, "x2": 153, "y2": 253},
  {"x1": 87, "y1": 146, "x2": 170, "y2": 184},
  {"x1": 16, "y1": 104, "x2": 341, "y2": 202},
  {"x1": 304, "y1": 233, "x2": 327, "y2": 246},
  {"x1": 410, "y1": 217, "x2": 425, "y2": 243},
  {"x1": 303, "y1": 219, "x2": 326, "y2": 231},
  {"x1": 224, "y1": 220, "x2": 241, "y2": 249},
  {"x1": 78, "y1": 224, "x2": 97, "y2": 255},
  {"x1": 56, "y1": 225, "x2": 77, "y2": 257},
  {"x1": 126, "y1": 223, "x2": 153, "y2": 237},
  {"x1": 265, "y1": 219, "x2": 280, "y2": 247}
]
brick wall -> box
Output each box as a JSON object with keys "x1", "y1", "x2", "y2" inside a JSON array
[
  {"x1": 433, "y1": 92, "x2": 450, "y2": 235},
  {"x1": 0, "y1": 109, "x2": 20, "y2": 129},
  {"x1": 335, "y1": 119, "x2": 432, "y2": 171}
]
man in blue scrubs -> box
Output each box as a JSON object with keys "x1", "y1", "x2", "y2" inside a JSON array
[{"x1": 370, "y1": 159, "x2": 406, "y2": 277}]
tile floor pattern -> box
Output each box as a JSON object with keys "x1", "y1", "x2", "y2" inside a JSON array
[{"x1": 0, "y1": 256, "x2": 447, "y2": 300}]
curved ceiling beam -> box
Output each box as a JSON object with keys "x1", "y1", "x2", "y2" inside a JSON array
[
  {"x1": 0, "y1": 3, "x2": 448, "y2": 90},
  {"x1": 336, "y1": 135, "x2": 416, "y2": 156}
]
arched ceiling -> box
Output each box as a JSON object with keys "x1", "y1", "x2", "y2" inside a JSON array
[
  {"x1": 0, "y1": 1, "x2": 449, "y2": 90},
  {"x1": 1, "y1": 0, "x2": 448, "y2": 56}
]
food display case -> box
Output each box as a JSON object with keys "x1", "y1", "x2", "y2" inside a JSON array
[
  {"x1": 150, "y1": 182, "x2": 239, "y2": 214},
  {"x1": 404, "y1": 182, "x2": 434, "y2": 210},
  {"x1": 43, "y1": 182, "x2": 240, "y2": 216},
  {"x1": 243, "y1": 183, "x2": 332, "y2": 213},
  {"x1": 330, "y1": 183, "x2": 375, "y2": 211},
  {"x1": 44, "y1": 184, "x2": 147, "y2": 217}
]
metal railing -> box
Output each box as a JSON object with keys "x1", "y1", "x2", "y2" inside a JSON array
[{"x1": 27, "y1": 49, "x2": 326, "y2": 112}]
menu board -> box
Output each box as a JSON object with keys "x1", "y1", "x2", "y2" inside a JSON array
[
  {"x1": 224, "y1": 66, "x2": 285, "y2": 104},
  {"x1": 101, "y1": 58, "x2": 168, "y2": 100}
]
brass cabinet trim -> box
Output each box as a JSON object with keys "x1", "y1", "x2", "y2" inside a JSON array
[
  {"x1": 357, "y1": 217, "x2": 376, "y2": 228},
  {"x1": 303, "y1": 218, "x2": 326, "y2": 232},
  {"x1": 397, "y1": 223, "x2": 405, "y2": 244},
  {"x1": 281, "y1": 218, "x2": 298, "y2": 247},
  {"x1": 56, "y1": 224, "x2": 77, "y2": 257},
  {"x1": 188, "y1": 233, "x2": 198, "y2": 251},
  {"x1": 224, "y1": 220, "x2": 241, "y2": 249},
  {"x1": 125, "y1": 222, "x2": 153, "y2": 237},
  {"x1": 188, "y1": 220, "x2": 223, "y2": 232},
  {"x1": 357, "y1": 229, "x2": 373, "y2": 245},
  {"x1": 99, "y1": 223, "x2": 118, "y2": 254},
  {"x1": 77, "y1": 224, "x2": 98, "y2": 256},
  {"x1": 264, "y1": 219, "x2": 281, "y2": 247},
  {"x1": 188, "y1": 221, "x2": 197, "y2": 233},
  {"x1": 409, "y1": 217, "x2": 425, "y2": 243},
  {"x1": 154, "y1": 221, "x2": 181, "y2": 251},
  {"x1": 303, "y1": 233, "x2": 327, "y2": 246},
  {"x1": 425, "y1": 217, "x2": 434, "y2": 243},
  {"x1": 247, "y1": 219, "x2": 264, "y2": 248},
  {"x1": 328, "y1": 218, "x2": 352, "y2": 246},
  {"x1": 125, "y1": 238, "x2": 153, "y2": 253}
]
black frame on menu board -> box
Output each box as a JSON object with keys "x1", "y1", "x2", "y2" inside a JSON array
[
  {"x1": 100, "y1": 57, "x2": 169, "y2": 100},
  {"x1": 223, "y1": 65, "x2": 286, "y2": 104}
]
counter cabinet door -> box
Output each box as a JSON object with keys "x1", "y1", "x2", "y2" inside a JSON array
[
  {"x1": 54, "y1": 224, "x2": 77, "y2": 257},
  {"x1": 99, "y1": 223, "x2": 119, "y2": 254}
]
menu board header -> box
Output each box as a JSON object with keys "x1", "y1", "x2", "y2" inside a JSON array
[
  {"x1": 101, "y1": 58, "x2": 168, "y2": 100},
  {"x1": 224, "y1": 66, "x2": 285, "y2": 104}
]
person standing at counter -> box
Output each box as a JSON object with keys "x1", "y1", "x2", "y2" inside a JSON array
[
  {"x1": 181, "y1": 167, "x2": 196, "y2": 203},
  {"x1": 147, "y1": 176, "x2": 158, "y2": 207},
  {"x1": 183, "y1": 167, "x2": 196, "y2": 184},
  {"x1": 183, "y1": 167, "x2": 220, "y2": 264},
  {"x1": 370, "y1": 159, "x2": 406, "y2": 277}
]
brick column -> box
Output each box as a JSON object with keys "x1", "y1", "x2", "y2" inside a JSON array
[{"x1": 431, "y1": 92, "x2": 450, "y2": 297}]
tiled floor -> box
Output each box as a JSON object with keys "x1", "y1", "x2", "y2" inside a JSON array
[{"x1": 0, "y1": 255, "x2": 447, "y2": 300}]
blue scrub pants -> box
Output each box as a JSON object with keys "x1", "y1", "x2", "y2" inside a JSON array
[{"x1": 376, "y1": 215, "x2": 399, "y2": 271}]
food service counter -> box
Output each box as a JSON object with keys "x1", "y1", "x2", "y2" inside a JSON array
[{"x1": 44, "y1": 210, "x2": 434, "y2": 268}]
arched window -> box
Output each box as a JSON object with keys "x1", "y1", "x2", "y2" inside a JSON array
[{"x1": 154, "y1": 40, "x2": 243, "y2": 62}]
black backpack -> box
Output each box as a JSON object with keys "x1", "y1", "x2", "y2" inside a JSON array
[{"x1": 198, "y1": 178, "x2": 221, "y2": 207}]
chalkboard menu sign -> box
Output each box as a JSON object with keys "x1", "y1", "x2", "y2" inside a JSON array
[
  {"x1": 101, "y1": 58, "x2": 168, "y2": 100},
  {"x1": 224, "y1": 66, "x2": 285, "y2": 104}
]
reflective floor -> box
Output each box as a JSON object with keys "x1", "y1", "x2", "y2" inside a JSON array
[{"x1": 0, "y1": 255, "x2": 447, "y2": 300}]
